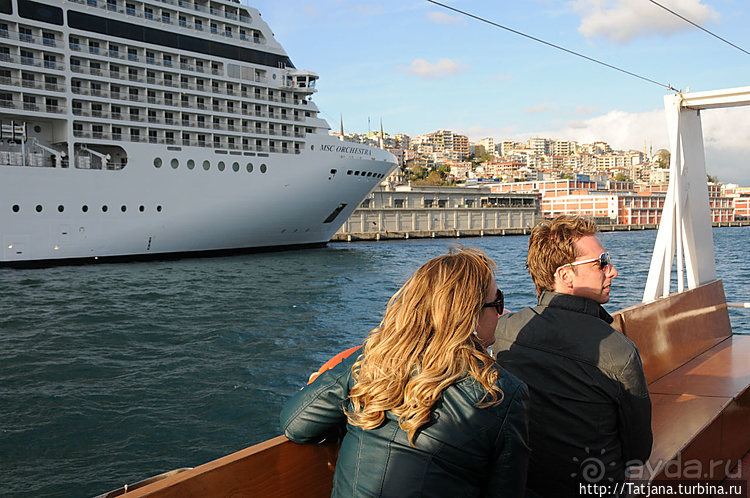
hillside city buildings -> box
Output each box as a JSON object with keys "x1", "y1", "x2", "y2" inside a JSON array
[{"x1": 334, "y1": 128, "x2": 750, "y2": 225}]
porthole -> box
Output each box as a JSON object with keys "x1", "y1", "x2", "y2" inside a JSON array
[
  {"x1": 102, "y1": 205, "x2": 108, "y2": 212},
  {"x1": 154, "y1": 157, "x2": 163, "y2": 168},
  {"x1": 218, "y1": 161, "x2": 226, "y2": 171},
  {"x1": 203, "y1": 160, "x2": 210, "y2": 171},
  {"x1": 82, "y1": 205, "x2": 89, "y2": 212},
  {"x1": 12, "y1": 204, "x2": 19, "y2": 212},
  {"x1": 171, "y1": 158, "x2": 179, "y2": 169},
  {"x1": 246, "y1": 163, "x2": 253, "y2": 173},
  {"x1": 58, "y1": 205, "x2": 64, "y2": 213},
  {"x1": 121, "y1": 205, "x2": 127, "y2": 212},
  {"x1": 187, "y1": 159, "x2": 195, "y2": 170},
  {"x1": 156, "y1": 205, "x2": 162, "y2": 212},
  {"x1": 310, "y1": 145, "x2": 314, "y2": 151},
  {"x1": 232, "y1": 162, "x2": 240, "y2": 172},
  {"x1": 260, "y1": 163, "x2": 267, "y2": 173},
  {"x1": 347, "y1": 170, "x2": 353, "y2": 175},
  {"x1": 139, "y1": 205, "x2": 145, "y2": 212},
  {"x1": 272, "y1": 74, "x2": 277, "y2": 80},
  {"x1": 35, "y1": 205, "x2": 43, "y2": 212},
  {"x1": 34, "y1": 125, "x2": 41, "y2": 133}
]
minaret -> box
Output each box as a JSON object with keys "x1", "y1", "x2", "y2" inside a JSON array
[
  {"x1": 339, "y1": 114, "x2": 344, "y2": 141},
  {"x1": 379, "y1": 119, "x2": 384, "y2": 149}
]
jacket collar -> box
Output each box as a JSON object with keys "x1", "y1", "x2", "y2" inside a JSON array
[{"x1": 538, "y1": 291, "x2": 614, "y2": 324}]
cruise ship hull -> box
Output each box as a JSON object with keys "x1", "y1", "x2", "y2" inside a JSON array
[
  {"x1": 1, "y1": 136, "x2": 396, "y2": 266},
  {"x1": 0, "y1": 0, "x2": 397, "y2": 266}
]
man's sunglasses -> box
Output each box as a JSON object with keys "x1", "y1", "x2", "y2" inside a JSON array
[
  {"x1": 482, "y1": 288, "x2": 504, "y2": 315},
  {"x1": 563, "y1": 252, "x2": 611, "y2": 271}
]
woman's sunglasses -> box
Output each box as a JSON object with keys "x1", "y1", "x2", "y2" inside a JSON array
[{"x1": 482, "y1": 288, "x2": 504, "y2": 315}]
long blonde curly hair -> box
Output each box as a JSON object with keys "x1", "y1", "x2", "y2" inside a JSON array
[{"x1": 345, "y1": 247, "x2": 503, "y2": 446}]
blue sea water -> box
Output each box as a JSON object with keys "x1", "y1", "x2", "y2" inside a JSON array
[{"x1": 0, "y1": 226, "x2": 748, "y2": 497}]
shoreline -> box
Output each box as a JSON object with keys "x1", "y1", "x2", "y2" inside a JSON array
[{"x1": 330, "y1": 221, "x2": 750, "y2": 242}]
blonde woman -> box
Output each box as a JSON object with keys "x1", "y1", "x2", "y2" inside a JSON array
[{"x1": 280, "y1": 248, "x2": 529, "y2": 497}]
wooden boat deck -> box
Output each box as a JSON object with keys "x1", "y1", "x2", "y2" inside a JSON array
[{"x1": 106, "y1": 280, "x2": 750, "y2": 497}]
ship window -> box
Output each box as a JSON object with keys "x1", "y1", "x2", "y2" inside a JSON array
[
  {"x1": 121, "y1": 205, "x2": 127, "y2": 212},
  {"x1": 347, "y1": 170, "x2": 353, "y2": 175},
  {"x1": 12, "y1": 205, "x2": 20, "y2": 212},
  {"x1": 102, "y1": 205, "x2": 108, "y2": 212},
  {"x1": 82, "y1": 205, "x2": 88, "y2": 212},
  {"x1": 187, "y1": 159, "x2": 195, "y2": 170},
  {"x1": 139, "y1": 205, "x2": 145, "y2": 212},
  {"x1": 18, "y1": 0, "x2": 64, "y2": 25},
  {"x1": 202, "y1": 160, "x2": 210, "y2": 171},
  {"x1": 170, "y1": 158, "x2": 178, "y2": 169},
  {"x1": 232, "y1": 162, "x2": 240, "y2": 172},
  {"x1": 154, "y1": 157, "x2": 162, "y2": 168},
  {"x1": 218, "y1": 161, "x2": 225, "y2": 171},
  {"x1": 246, "y1": 163, "x2": 253, "y2": 172},
  {"x1": 260, "y1": 164, "x2": 267, "y2": 173},
  {"x1": 156, "y1": 205, "x2": 162, "y2": 212}
]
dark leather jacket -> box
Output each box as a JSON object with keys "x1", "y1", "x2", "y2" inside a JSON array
[
  {"x1": 494, "y1": 292, "x2": 652, "y2": 498},
  {"x1": 280, "y1": 352, "x2": 530, "y2": 497}
]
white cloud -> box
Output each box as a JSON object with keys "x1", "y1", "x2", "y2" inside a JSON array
[
  {"x1": 572, "y1": 0, "x2": 719, "y2": 43},
  {"x1": 393, "y1": 59, "x2": 469, "y2": 79},
  {"x1": 524, "y1": 104, "x2": 557, "y2": 114},
  {"x1": 575, "y1": 105, "x2": 599, "y2": 115},
  {"x1": 427, "y1": 11, "x2": 464, "y2": 25}
]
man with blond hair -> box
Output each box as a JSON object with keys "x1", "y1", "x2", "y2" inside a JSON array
[{"x1": 494, "y1": 215, "x2": 651, "y2": 498}]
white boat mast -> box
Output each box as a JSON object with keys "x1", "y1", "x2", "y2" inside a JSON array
[{"x1": 643, "y1": 86, "x2": 750, "y2": 302}]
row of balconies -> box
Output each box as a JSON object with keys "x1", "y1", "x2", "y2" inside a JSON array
[
  {"x1": 69, "y1": 97, "x2": 306, "y2": 122},
  {"x1": 0, "y1": 53, "x2": 65, "y2": 71},
  {"x1": 4, "y1": 41, "x2": 313, "y2": 95},
  {"x1": 0, "y1": 77, "x2": 66, "y2": 93},
  {"x1": 68, "y1": 82, "x2": 306, "y2": 108},
  {"x1": 70, "y1": 128, "x2": 303, "y2": 154},
  {"x1": 70, "y1": 107, "x2": 305, "y2": 135},
  {"x1": 66, "y1": 0, "x2": 264, "y2": 45}
]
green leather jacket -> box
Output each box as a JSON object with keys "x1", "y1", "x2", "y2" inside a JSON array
[{"x1": 280, "y1": 351, "x2": 530, "y2": 497}]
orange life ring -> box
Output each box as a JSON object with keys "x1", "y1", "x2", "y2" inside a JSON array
[{"x1": 307, "y1": 345, "x2": 362, "y2": 384}]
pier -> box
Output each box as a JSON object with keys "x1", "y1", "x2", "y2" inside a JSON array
[{"x1": 333, "y1": 185, "x2": 540, "y2": 241}]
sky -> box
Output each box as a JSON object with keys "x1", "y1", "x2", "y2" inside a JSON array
[{"x1": 248, "y1": 0, "x2": 750, "y2": 185}]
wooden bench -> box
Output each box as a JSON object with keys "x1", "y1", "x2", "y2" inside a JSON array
[
  {"x1": 109, "y1": 280, "x2": 749, "y2": 496},
  {"x1": 611, "y1": 279, "x2": 750, "y2": 483}
]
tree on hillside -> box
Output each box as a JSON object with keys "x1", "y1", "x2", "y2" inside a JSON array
[{"x1": 614, "y1": 173, "x2": 631, "y2": 182}]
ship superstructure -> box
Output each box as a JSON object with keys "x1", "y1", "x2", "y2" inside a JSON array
[{"x1": 0, "y1": 0, "x2": 396, "y2": 265}]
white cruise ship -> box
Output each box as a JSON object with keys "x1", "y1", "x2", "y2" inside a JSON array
[{"x1": 0, "y1": 0, "x2": 397, "y2": 266}]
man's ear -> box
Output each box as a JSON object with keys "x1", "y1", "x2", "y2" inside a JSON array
[{"x1": 555, "y1": 266, "x2": 574, "y2": 290}]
